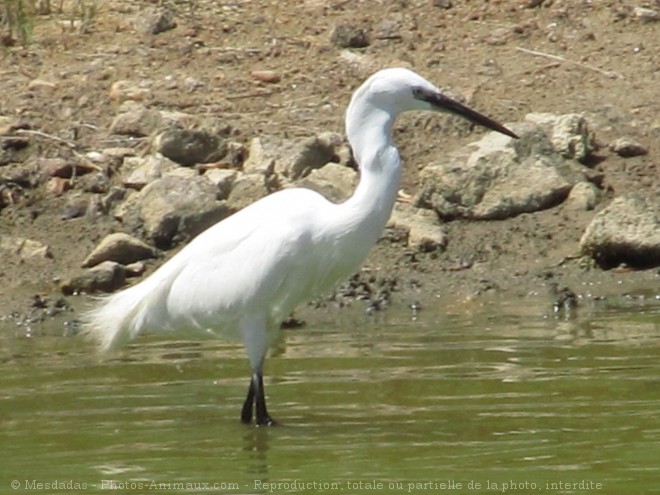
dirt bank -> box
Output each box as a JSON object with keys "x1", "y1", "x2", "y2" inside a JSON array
[{"x1": 1, "y1": 0, "x2": 658, "y2": 327}]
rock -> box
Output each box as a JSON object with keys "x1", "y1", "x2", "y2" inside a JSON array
[
  {"x1": 61, "y1": 261, "x2": 126, "y2": 295},
  {"x1": 125, "y1": 261, "x2": 147, "y2": 277},
  {"x1": 244, "y1": 133, "x2": 345, "y2": 180},
  {"x1": 415, "y1": 122, "x2": 585, "y2": 220},
  {"x1": 100, "y1": 187, "x2": 127, "y2": 214},
  {"x1": 566, "y1": 181, "x2": 600, "y2": 211},
  {"x1": 153, "y1": 128, "x2": 227, "y2": 166},
  {"x1": 45, "y1": 177, "x2": 71, "y2": 196},
  {"x1": 183, "y1": 76, "x2": 204, "y2": 92},
  {"x1": 0, "y1": 235, "x2": 52, "y2": 259},
  {"x1": 119, "y1": 174, "x2": 230, "y2": 248},
  {"x1": 433, "y1": 0, "x2": 453, "y2": 8},
  {"x1": 339, "y1": 50, "x2": 379, "y2": 77},
  {"x1": 38, "y1": 157, "x2": 97, "y2": 179},
  {"x1": 165, "y1": 167, "x2": 198, "y2": 180},
  {"x1": 525, "y1": 113, "x2": 592, "y2": 161},
  {"x1": 121, "y1": 153, "x2": 179, "y2": 190},
  {"x1": 374, "y1": 19, "x2": 402, "y2": 40},
  {"x1": 204, "y1": 168, "x2": 237, "y2": 199},
  {"x1": 0, "y1": 163, "x2": 34, "y2": 187},
  {"x1": 296, "y1": 163, "x2": 356, "y2": 203},
  {"x1": 609, "y1": 137, "x2": 648, "y2": 158},
  {"x1": 38, "y1": 157, "x2": 68, "y2": 177},
  {"x1": 388, "y1": 203, "x2": 447, "y2": 252},
  {"x1": 0, "y1": 136, "x2": 30, "y2": 166},
  {"x1": 331, "y1": 24, "x2": 370, "y2": 48},
  {"x1": 61, "y1": 197, "x2": 89, "y2": 219},
  {"x1": 226, "y1": 173, "x2": 272, "y2": 211},
  {"x1": 242, "y1": 137, "x2": 276, "y2": 175},
  {"x1": 134, "y1": 6, "x2": 176, "y2": 35},
  {"x1": 82, "y1": 232, "x2": 159, "y2": 268},
  {"x1": 101, "y1": 147, "x2": 138, "y2": 160},
  {"x1": 484, "y1": 27, "x2": 513, "y2": 46},
  {"x1": 222, "y1": 141, "x2": 248, "y2": 168},
  {"x1": 634, "y1": 6, "x2": 659, "y2": 23},
  {"x1": 580, "y1": 195, "x2": 660, "y2": 269},
  {"x1": 27, "y1": 79, "x2": 57, "y2": 92},
  {"x1": 109, "y1": 80, "x2": 150, "y2": 102},
  {"x1": 0, "y1": 115, "x2": 21, "y2": 135},
  {"x1": 251, "y1": 70, "x2": 281, "y2": 83},
  {"x1": 110, "y1": 102, "x2": 163, "y2": 137},
  {"x1": 78, "y1": 173, "x2": 110, "y2": 194}
]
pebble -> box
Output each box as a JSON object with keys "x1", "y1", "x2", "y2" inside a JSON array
[
  {"x1": 121, "y1": 154, "x2": 178, "y2": 190},
  {"x1": 566, "y1": 181, "x2": 600, "y2": 211},
  {"x1": 109, "y1": 80, "x2": 150, "y2": 102},
  {"x1": 634, "y1": 7, "x2": 659, "y2": 23},
  {"x1": 0, "y1": 115, "x2": 20, "y2": 135},
  {"x1": 82, "y1": 232, "x2": 159, "y2": 268},
  {"x1": 134, "y1": 6, "x2": 177, "y2": 35},
  {"x1": 110, "y1": 104, "x2": 163, "y2": 137},
  {"x1": 0, "y1": 235, "x2": 52, "y2": 260},
  {"x1": 27, "y1": 79, "x2": 57, "y2": 92},
  {"x1": 331, "y1": 24, "x2": 370, "y2": 48},
  {"x1": 61, "y1": 261, "x2": 126, "y2": 295},
  {"x1": 204, "y1": 168, "x2": 237, "y2": 199},
  {"x1": 45, "y1": 177, "x2": 71, "y2": 196},
  {"x1": 609, "y1": 137, "x2": 648, "y2": 158},
  {"x1": 433, "y1": 0, "x2": 453, "y2": 8},
  {"x1": 39, "y1": 157, "x2": 98, "y2": 179},
  {"x1": 153, "y1": 128, "x2": 227, "y2": 167},
  {"x1": 251, "y1": 70, "x2": 281, "y2": 84}
]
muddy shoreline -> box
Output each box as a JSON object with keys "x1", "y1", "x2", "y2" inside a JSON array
[{"x1": 1, "y1": 1, "x2": 658, "y2": 329}]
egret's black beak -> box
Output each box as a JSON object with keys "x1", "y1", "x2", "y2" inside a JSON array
[{"x1": 413, "y1": 87, "x2": 518, "y2": 139}]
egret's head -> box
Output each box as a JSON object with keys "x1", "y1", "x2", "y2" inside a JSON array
[{"x1": 351, "y1": 67, "x2": 518, "y2": 139}]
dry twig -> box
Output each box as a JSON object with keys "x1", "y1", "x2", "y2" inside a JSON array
[{"x1": 515, "y1": 47, "x2": 622, "y2": 79}]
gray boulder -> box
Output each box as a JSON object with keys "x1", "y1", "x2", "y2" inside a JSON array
[
  {"x1": 153, "y1": 128, "x2": 227, "y2": 166},
  {"x1": 121, "y1": 153, "x2": 179, "y2": 190},
  {"x1": 415, "y1": 118, "x2": 594, "y2": 220},
  {"x1": 0, "y1": 235, "x2": 52, "y2": 260},
  {"x1": 134, "y1": 6, "x2": 176, "y2": 35},
  {"x1": 580, "y1": 195, "x2": 660, "y2": 268},
  {"x1": 82, "y1": 232, "x2": 159, "y2": 268},
  {"x1": 296, "y1": 163, "x2": 357, "y2": 203},
  {"x1": 226, "y1": 173, "x2": 273, "y2": 211},
  {"x1": 388, "y1": 203, "x2": 447, "y2": 252},
  {"x1": 204, "y1": 168, "x2": 237, "y2": 199},
  {"x1": 110, "y1": 102, "x2": 163, "y2": 137},
  {"x1": 243, "y1": 132, "x2": 346, "y2": 180},
  {"x1": 525, "y1": 113, "x2": 592, "y2": 161},
  {"x1": 61, "y1": 261, "x2": 126, "y2": 295},
  {"x1": 119, "y1": 174, "x2": 230, "y2": 248}
]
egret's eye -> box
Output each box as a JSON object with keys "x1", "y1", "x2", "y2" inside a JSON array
[{"x1": 411, "y1": 87, "x2": 424, "y2": 99}]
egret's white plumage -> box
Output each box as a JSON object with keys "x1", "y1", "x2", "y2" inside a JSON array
[{"x1": 85, "y1": 68, "x2": 517, "y2": 426}]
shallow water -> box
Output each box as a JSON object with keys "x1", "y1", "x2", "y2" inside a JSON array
[{"x1": 1, "y1": 294, "x2": 659, "y2": 495}]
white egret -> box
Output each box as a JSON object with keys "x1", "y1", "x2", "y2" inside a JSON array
[{"x1": 85, "y1": 68, "x2": 517, "y2": 426}]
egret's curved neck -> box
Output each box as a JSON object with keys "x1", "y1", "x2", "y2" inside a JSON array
[{"x1": 341, "y1": 96, "x2": 402, "y2": 240}]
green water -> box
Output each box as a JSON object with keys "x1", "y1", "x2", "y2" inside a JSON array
[{"x1": 1, "y1": 295, "x2": 659, "y2": 495}]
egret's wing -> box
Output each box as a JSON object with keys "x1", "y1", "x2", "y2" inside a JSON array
[{"x1": 162, "y1": 188, "x2": 330, "y2": 332}]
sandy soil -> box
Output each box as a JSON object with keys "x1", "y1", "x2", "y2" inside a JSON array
[{"x1": 0, "y1": 0, "x2": 658, "y2": 324}]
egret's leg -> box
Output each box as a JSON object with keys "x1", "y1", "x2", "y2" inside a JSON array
[
  {"x1": 238, "y1": 315, "x2": 276, "y2": 426},
  {"x1": 241, "y1": 379, "x2": 255, "y2": 424},
  {"x1": 253, "y1": 371, "x2": 276, "y2": 427},
  {"x1": 240, "y1": 371, "x2": 276, "y2": 426}
]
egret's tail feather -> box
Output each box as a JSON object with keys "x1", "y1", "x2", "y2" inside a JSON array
[{"x1": 83, "y1": 278, "x2": 168, "y2": 352}]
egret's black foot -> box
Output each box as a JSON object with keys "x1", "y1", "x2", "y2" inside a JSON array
[
  {"x1": 256, "y1": 415, "x2": 278, "y2": 427},
  {"x1": 241, "y1": 371, "x2": 277, "y2": 426}
]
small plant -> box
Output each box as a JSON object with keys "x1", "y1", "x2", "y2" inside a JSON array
[
  {"x1": 1, "y1": 0, "x2": 36, "y2": 44},
  {"x1": 1, "y1": 0, "x2": 100, "y2": 43}
]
